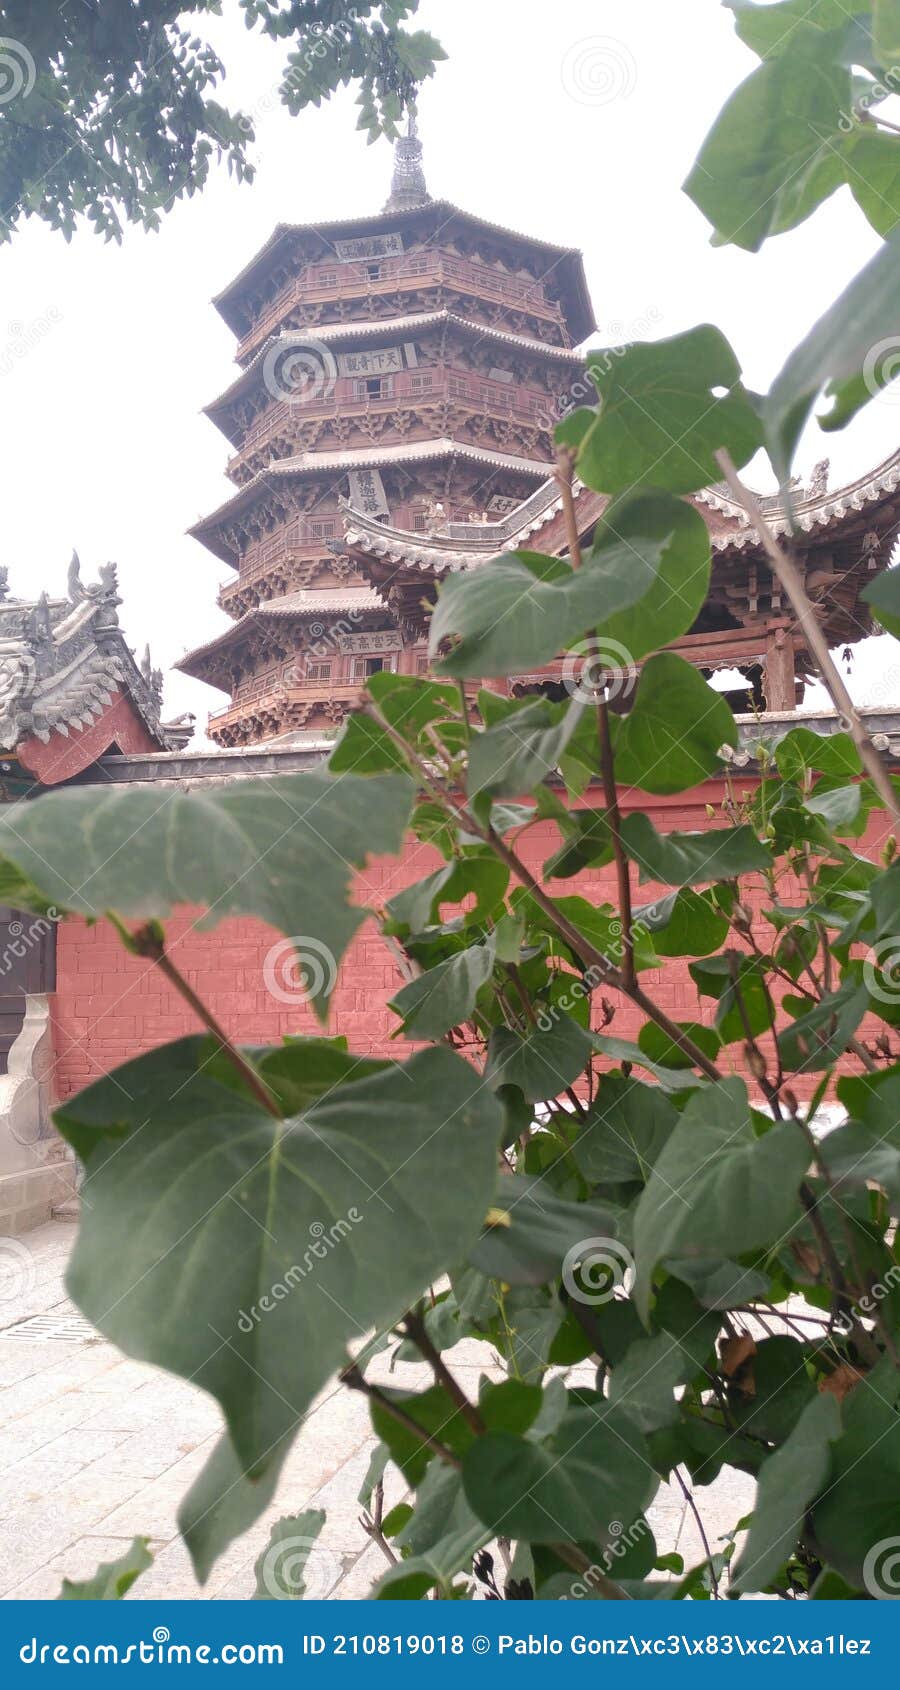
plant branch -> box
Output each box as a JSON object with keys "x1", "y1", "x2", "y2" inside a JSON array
[
  {"x1": 342, "y1": 1363, "x2": 462, "y2": 1467},
  {"x1": 127, "y1": 920, "x2": 281, "y2": 1119},
  {"x1": 714, "y1": 450, "x2": 900, "y2": 831},
  {"x1": 403, "y1": 1311, "x2": 486, "y2": 1435}
]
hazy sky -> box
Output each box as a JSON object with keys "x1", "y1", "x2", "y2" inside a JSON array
[{"x1": 1, "y1": 0, "x2": 898, "y2": 739}]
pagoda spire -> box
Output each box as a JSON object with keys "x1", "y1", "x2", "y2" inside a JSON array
[{"x1": 382, "y1": 112, "x2": 431, "y2": 213}]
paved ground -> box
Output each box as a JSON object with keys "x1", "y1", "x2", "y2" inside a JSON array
[{"x1": 0, "y1": 1221, "x2": 755, "y2": 1601}]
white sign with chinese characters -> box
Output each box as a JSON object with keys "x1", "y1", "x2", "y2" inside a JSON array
[
  {"x1": 333, "y1": 232, "x2": 404, "y2": 261},
  {"x1": 338, "y1": 630, "x2": 403, "y2": 654},
  {"x1": 347, "y1": 467, "x2": 390, "y2": 517},
  {"x1": 336, "y1": 343, "x2": 417, "y2": 377}
]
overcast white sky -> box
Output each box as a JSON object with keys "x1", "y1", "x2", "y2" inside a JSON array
[{"x1": 0, "y1": 0, "x2": 898, "y2": 738}]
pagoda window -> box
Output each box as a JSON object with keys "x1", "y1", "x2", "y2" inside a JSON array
[
  {"x1": 413, "y1": 511, "x2": 428, "y2": 532},
  {"x1": 448, "y1": 376, "x2": 469, "y2": 398},
  {"x1": 410, "y1": 372, "x2": 433, "y2": 393},
  {"x1": 366, "y1": 262, "x2": 383, "y2": 281},
  {"x1": 355, "y1": 376, "x2": 394, "y2": 401},
  {"x1": 318, "y1": 268, "x2": 338, "y2": 286},
  {"x1": 306, "y1": 661, "x2": 332, "y2": 682},
  {"x1": 354, "y1": 654, "x2": 394, "y2": 678},
  {"x1": 308, "y1": 519, "x2": 336, "y2": 540}
]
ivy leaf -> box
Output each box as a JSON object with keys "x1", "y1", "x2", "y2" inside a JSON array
[
  {"x1": 684, "y1": 26, "x2": 850, "y2": 249},
  {"x1": 635, "y1": 889, "x2": 729, "y2": 958},
  {"x1": 731, "y1": 1394, "x2": 841, "y2": 1591},
  {"x1": 0, "y1": 772, "x2": 413, "y2": 1022},
  {"x1": 389, "y1": 939, "x2": 495, "y2": 1040},
  {"x1": 467, "y1": 698, "x2": 587, "y2": 817},
  {"x1": 55, "y1": 1038, "x2": 499, "y2": 1568},
  {"x1": 612, "y1": 655, "x2": 738, "y2": 794},
  {"x1": 621, "y1": 813, "x2": 771, "y2": 884},
  {"x1": 469, "y1": 1173, "x2": 623, "y2": 1285},
  {"x1": 633, "y1": 1079, "x2": 809, "y2": 1320},
  {"x1": 385, "y1": 854, "x2": 508, "y2": 933},
  {"x1": 775, "y1": 726, "x2": 863, "y2": 780},
  {"x1": 462, "y1": 1406, "x2": 655, "y2": 1545},
  {"x1": 574, "y1": 1074, "x2": 677, "y2": 1187},
  {"x1": 766, "y1": 234, "x2": 900, "y2": 479},
  {"x1": 574, "y1": 327, "x2": 762, "y2": 496},
  {"x1": 58, "y1": 1537, "x2": 152, "y2": 1600},
  {"x1": 486, "y1": 1016, "x2": 594, "y2": 1103},
  {"x1": 252, "y1": 1510, "x2": 329, "y2": 1599}
]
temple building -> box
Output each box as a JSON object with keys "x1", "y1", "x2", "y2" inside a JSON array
[{"x1": 179, "y1": 126, "x2": 900, "y2": 740}]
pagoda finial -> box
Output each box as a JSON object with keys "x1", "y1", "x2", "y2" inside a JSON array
[{"x1": 382, "y1": 111, "x2": 431, "y2": 214}]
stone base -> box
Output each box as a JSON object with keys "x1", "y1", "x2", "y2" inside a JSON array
[{"x1": 0, "y1": 1160, "x2": 78, "y2": 1236}]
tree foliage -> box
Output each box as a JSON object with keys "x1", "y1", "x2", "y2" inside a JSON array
[
  {"x1": 0, "y1": 1, "x2": 443, "y2": 241},
  {"x1": 32, "y1": 1, "x2": 900, "y2": 1599}
]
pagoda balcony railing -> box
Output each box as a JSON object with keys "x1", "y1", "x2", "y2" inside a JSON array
[
  {"x1": 239, "y1": 254, "x2": 568, "y2": 361},
  {"x1": 217, "y1": 533, "x2": 345, "y2": 604},
  {"x1": 208, "y1": 680, "x2": 365, "y2": 728},
  {"x1": 227, "y1": 376, "x2": 554, "y2": 467}
]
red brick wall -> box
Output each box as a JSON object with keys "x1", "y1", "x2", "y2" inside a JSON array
[{"x1": 50, "y1": 779, "x2": 894, "y2": 1103}]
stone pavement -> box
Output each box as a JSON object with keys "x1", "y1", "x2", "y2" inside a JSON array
[{"x1": 0, "y1": 1221, "x2": 755, "y2": 1601}]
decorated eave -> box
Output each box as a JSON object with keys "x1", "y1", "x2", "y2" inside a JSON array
[
  {"x1": 211, "y1": 200, "x2": 595, "y2": 345},
  {"x1": 338, "y1": 448, "x2": 900, "y2": 639},
  {"x1": 177, "y1": 587, "x2": 390, "y2": 689},
  {"x1": 189, "y1": 439, "x2": 555, "y2": 565},
  {"x1": 205, "y1": 311, "x2": 585, "y2": 443},
  {"x1": 0, "y1": 555, "x2": 191, "y2": 786}
]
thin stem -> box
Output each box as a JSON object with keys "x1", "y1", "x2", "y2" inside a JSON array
[
  {"x1": 359, "y1": 1479, "x2": 399, "y2": 1567},
  {"x1": 342, "y1": 1364, "x2": 462, "y2": 1467},
  {"x1": 714, "y1": 449, "x2": 900, "y2": 831},
  {"x1": 674, "y1": 1467, "x2": 719, "y2": 1598},
  {"x1": 403, "y1": 1311, "x2": 486, "y2": 1436},
  {"x1": 128, "y1": 920, "x2": 281, "y2": 1119}
]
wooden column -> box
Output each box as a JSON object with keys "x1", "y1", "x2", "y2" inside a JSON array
[{"x1": 763, "y1": 622, "x2": 796, "y2": 713}]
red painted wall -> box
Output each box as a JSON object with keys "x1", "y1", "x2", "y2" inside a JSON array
[{"x1": 50, "y1": 780, "x2": 893, "y2": 1103}]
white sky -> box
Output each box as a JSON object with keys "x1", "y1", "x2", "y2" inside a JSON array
[{"x1": 0, "y1": 0, "x2": 898, "y2": 739}]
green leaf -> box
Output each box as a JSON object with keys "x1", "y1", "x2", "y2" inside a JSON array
[
  {"x1": 728, "y1": 0, "x2": 869, "y2": 59},
  {"x1": 469, "y1": 1173, "x2": 622, "y2": 1285},
  {"x1": 371, "y1": 1385, "x2": 475, "y2": 1485},
  {"x1": 637, "y1": 1021, "x2": 723, "y2": 1071},
  {"x1": 632, "y1": 1078, "x2": 809, "y2": 1320},
  {"x1": 844, "y1": 129, "x2": 900, "y2": 238},
  {"x1": 467, "y1": 697, "x2": 587, "y2": 816},
  {"x1": 863, "y1": 563, "x2": 900, "y2": 638},
  {"x1": 777, "y1": 979, "x2": 869, "y2": 1070},
  {"x1": 0, "y1": 772, "x2": 413, "y2": 1022},
  {"x1": 609, "y1": 1313, "x2": 719, "y2": 1434},
  {"x1": 731, "y1": 1394, "x2": 840, "y2": 1591},
  {"x1": 811, "y1": 1359, "x2": 900, "y2": 1587},
  {"x1": 612, "y1": 655, "x2": 738, "y2": 794},
  {"x1": 574, "y1": 1074, "x2": 677, "y2": 1187},
  {"x1": 391, "y1": 1464, "x2": 489, "y2": 1578},
  {"x1": 485, "y1": 1015, "x2": 594, "y2": 1103},
  {"x1": 575, "y1": 328, "x2": 762, "y2": 496},
  {"x1": 588, "y1": 490, "x2": 712, "y2": 659},
  {"x1": 389, "y1": 939, "x2": 495, "y2": 1040},
  {"x1": 685, "y1": 27, "x2": 850, "y2": 250},
  {"x1": 56, "y1": 1038, "x2": 499, "y2": 1567},
  {"x1": 766, "y1": 234, "x2": 900, "y2": 478},
  {"x1": 775, "y1": 726, "x2": 863, "y2": 780},
  {"x1": 385, "y1": 854, "x2": 508, "y2": 933},
  {"x1": 590, "y1": 1035, "x2": 708, "y2": 1092},
  {"x1": 328, "y1": 711, "x2": 410, "y2": 775},
  {"x1": 58, "y1": 1537, "x2": 152, "y2": 1600},
  {"x1": 689, "y1": 951, "x2": 774, "y2": 1042},
  {"x1": 543, "y1": 809, "x2": 613, "y2": 878},
  {"x1": 635, "y1": 889, "x2": 729, "y2": 958},
  {"x1": 253, "y1": 1510, "x2": 331, "y2": 1599},
  {"x1": 621, "y1": 813, "x2": 771, "y2": 885},
  {"x1": 462, "y1": 1406, "x2": 655, "y2": 1545}
]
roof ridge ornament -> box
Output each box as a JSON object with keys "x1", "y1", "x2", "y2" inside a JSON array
[{"x1": 382, "y1": 111, "x2": 431, "y2": 214}]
